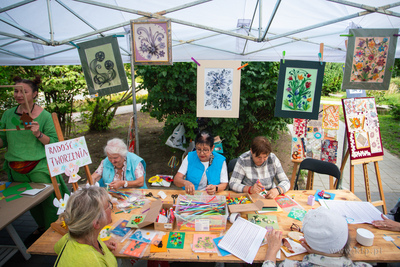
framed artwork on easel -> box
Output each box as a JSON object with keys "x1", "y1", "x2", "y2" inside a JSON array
[{"x1": 342, "y1": 97, "x2": 384, "y2": 164}]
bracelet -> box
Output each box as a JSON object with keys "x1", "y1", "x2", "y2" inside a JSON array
[
  {"x1": 248, "y1": 186, "x2": 252, "y2": 194},
  {"x1": 36, "y1": 132, "x2": 43, "y2": 139}
]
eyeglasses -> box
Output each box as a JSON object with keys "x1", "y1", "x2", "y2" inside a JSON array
[
  {"x1": 107, "y1": 201, "x2": 114, "y2": 211},
  {"x1": 196, "y1": 148, "x2": 211, "y2": 154},
  {"x1": 290, "y1": 223, "x2": 302, "y2": 232}
]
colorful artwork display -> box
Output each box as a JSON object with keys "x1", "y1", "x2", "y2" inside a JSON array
[
  {"x1": 127, "y1": 214, "x2": 146, "y2": 228},
  {"x1": 290, "y1": 104, "x2": 340, "y2": 164},
  {"x1": 78, "y1": 36, "x2": 129, "y2": 97},
  {"x1": 342, "y1": 97, "x2": 384, "y2": 162},
  {"x1": 343, "y1": 28, "x2": 399, "y2": 90},
  {"x1": 288, "y1": 207, "x2": 307, "y2": 221},
  {"x1": 110, "y1": 220, "x2": 130, "y2": 237},
  {"x1": 131, "y1": 19, "x2": 172, "y2": 65},
  {"x1": 167, "y1": 232, "x2": 185, "y2": 249},
  {"x1": 275, "y1": 60, "x2": 325, "y2": 120},
  {"x1": 197, "y1": 60, "x2": 242, "y2": 118},
  {"x1": 130, "y1": 229, "x2": 157, "y2": 243},
  {"x1": 123, "y1": 240, "x2": 148, "y2": 257}
]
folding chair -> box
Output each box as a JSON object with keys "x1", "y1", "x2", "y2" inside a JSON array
[{"x1": 293, "y1": 158, "x2": 341, "y2": 190}]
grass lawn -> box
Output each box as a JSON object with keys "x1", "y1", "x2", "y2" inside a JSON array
[{"x1": 378, "y1": 114, "x2": 400, "y2": 157}]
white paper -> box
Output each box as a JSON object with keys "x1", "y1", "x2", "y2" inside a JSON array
[
  {"x1": 319, "y1": 200, "x2": 382, "y2": 224},
  {"x1": 218, "y1": 217, "x2": 267, "y2": 264},
  {"x1": 21, "y1": 184, "x2": 50, "y2": 196},
  {"x1": 280, "y1": 238, "x2": 307, "y2": 257}
]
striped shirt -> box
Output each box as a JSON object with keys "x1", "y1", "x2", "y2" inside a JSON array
[{"x1": 229, "y1": 151, "x2": 290, "y2": 193}]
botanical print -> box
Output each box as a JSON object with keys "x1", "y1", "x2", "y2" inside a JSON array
[
  {"x1": 293, "y1": 118, "x2": 307, "y2": 137},
  {"x1": 282, "y1": 68, "x2": 318, "y2": 112},
  {"x1": 85, "y1": 43, "x2": 121, "y2": 91},
  {"x1": 355, "y1": 131, "x2": 370, "y2": 149},
  {"x1": 321, "y1": 140, "x2": 338, "y2": 164},
  {"x1": 322, "y1": 104, "x2": 339, "y2": 130},
  {"x1": 204, "y1": 68, "x2": 233, "y2": 111},
  {"x1": 369, "y1": 128, "x2": 383, "y2": 153},
  {"x1": 192, "y1": 234, "x2": 218, "y2": 253},
  {"x1": 134, "y1": 23, "x2": 168, "y2": 61},
  {"x1": 351, "y1": 37, "x2": 390, "y2": 83}
]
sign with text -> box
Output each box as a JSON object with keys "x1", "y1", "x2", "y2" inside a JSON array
[{"x1": 45, "y1": 136, "x2": 92, "y2": 177}]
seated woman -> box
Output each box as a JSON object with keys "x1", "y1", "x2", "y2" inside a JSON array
[
  {"x1": 174, "y1": 131, "x2": 228, "y2": 195},
  {"x1": 92, "y1": 138, "x2": 147, "y2": 190},
  {"x1": 54, "y1": 187, "x2": 117, "y2": 266},
  {"x1": 264, "y1": 207, "x2": 372, "y2": 267},
  {"x1": 229, "y1": 136, "x2": 289, "y2": 198}
]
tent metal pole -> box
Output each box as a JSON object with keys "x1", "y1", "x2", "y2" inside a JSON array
[
  {"x1": 0, "y1": 47, "x2": 32, "y2": 60},
  {"x1": 0, "y1": 31, "x2": 47, "y2": 45},
  {"x1": 260, "y1": 0, "x2": 281, "y2": 42},
  {"x1": 73, "y1": 0, "x2": 258, "y2": 42},
  {"x1": 0, "y1": 0, "x2": 35, "y2": 13},
  {"x1": 156, "y1": 0, "x2": 211, "y2": 15},
  {"x1": 31, "y1": 47, "x2": 76, "y2": 60},
  {"x1": 0, "y1": 16, "x2": 50, "y2": 43},
  {"x1": 46, "y1": 0, "x2": 54, "y2": 44},
  {"x1": 266, "y1": 12, "x2": 370, "y2": 42},
  {"x1": 56, "y1": 0, "x2": 102, "y2": 33},
  {"x1": 129, "y1": 41, "x2": 139, "y2": 156},
  {"x1": 241, "y1": 0, "x2": 259, "y2": 55},
  {"x1": 258, "y1": 0, "x2": 262, "y2": 40},
  {"x1": 326, "y1": 0, "x2": 400, "y2": 18}
]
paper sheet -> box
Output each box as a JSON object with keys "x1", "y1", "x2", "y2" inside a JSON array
[
  {"x1": 318, "y1": 200, "x2": 382, "y2": 224},
  {"x1": 218, "y1": 217, "x2": 267, "y2": 264}
]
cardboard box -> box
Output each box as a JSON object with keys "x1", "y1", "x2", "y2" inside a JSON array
[
  {"x1": 154, "y1": 203, "x2": 176, "y2": 232},
  {"x1": 132, "y1": 199, "x2": 163, "y2": 228},
  {"x1": 227, "y1": 193, "x2": 278, "y2": 213}
]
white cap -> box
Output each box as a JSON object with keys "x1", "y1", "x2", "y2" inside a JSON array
[{"x1": 302, "y1": 207, "x2": 348, "y2": 254}]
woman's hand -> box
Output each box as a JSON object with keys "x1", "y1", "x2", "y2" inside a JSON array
[
  {"x1": 104, "y1": 239, "x2": 117, "y2": 252},
  {"x1": 265, "y1": 188, "x2": 280, "y2": 199},
  {"x1": 372, "y1": 214, "x2": 400, "y2": 232},
  {"x1": 300, "y1": 238, "x2": 313, "y2": 253},
  {"x1": 27, "y1": 121, "x2": 41, "y2": 137},
  {"x1": 109, "y1": 180, "x2": 124, "y2": 190},
  {"x1": 251, "y1": 182, "x2": 264, "y2": 194},
  {"x1": 184, "y1": 181, "x2": 195, "y2": 195},
  {"x1": 205, "y1": 184, "x2": 217, "y2": 195},
  {"x1": 264, "y1": 229, "x2": 282, "y2": 263}
]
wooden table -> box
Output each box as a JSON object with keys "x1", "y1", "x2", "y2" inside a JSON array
[
  {"x1": 27, "y1": 188, "x2": 400, "y2": 263},
  {"x1": 0, "y1": 182, "x2": 55, "y2": 265}
]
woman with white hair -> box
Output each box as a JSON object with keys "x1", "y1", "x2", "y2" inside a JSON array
[
  {"x1": 54, "y1": 187, "x2": 117, "y2": 266},
  {"x1": 92, "y1": 138, "x2": 147, "y2": 189},
  {"x1": 263, "y1": 207, "x2": 372, "y2": 267}
]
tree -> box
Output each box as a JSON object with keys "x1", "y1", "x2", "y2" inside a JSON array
[{"x1": 136, "y1": 62, "x2": 290, "y2": 160}]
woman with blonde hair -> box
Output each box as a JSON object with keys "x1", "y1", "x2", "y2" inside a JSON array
[
  {"x1": 54, "y1": 186, "x2": 117, "y2": 266},
  {"x1": 92, "y1": 138, "x2": 147, "y2": 189}
]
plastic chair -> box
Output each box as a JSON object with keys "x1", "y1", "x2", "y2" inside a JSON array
[{"x1": 293, "y1": 158, "x2": 341, "y2": 190}]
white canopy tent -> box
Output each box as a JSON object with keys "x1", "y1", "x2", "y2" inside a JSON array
[{"x1": 1, "y1": 0, "x2": 400, "y2": 66}]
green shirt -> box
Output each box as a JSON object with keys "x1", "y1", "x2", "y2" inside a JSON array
[
  {"x1": 54, "y1": 234, "x2": 118, "y2": 267},
  {"x1": 0, "y1": 106, "x2": 58, "y2": 162}
]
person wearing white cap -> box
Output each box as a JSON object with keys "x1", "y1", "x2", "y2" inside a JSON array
[{"x1": 262, "y1": 207, "x2": 372, "y2": 267}]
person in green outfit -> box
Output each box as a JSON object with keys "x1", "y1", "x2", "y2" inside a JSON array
[
  {"x1": 54, "y1": 186, "x2": 117, "y2": 267},
  {"x1": 0, "y1": 76, "x2": 69, "y2": 233}
]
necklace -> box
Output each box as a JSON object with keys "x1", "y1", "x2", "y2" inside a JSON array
[{"x1": 14, "y1": 103, "x2": 35, "y2": 116}]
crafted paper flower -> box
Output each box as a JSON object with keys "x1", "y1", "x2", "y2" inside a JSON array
[
  {"x1": 53, "y1": 193, "x2": 70, "y2": 215},
  {"x1": 65, "y1": 164, "x2": 81, "y2": 183}
]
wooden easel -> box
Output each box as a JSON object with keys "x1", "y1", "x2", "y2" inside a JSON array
[
  {"x1": 339, "y1": 141, "x2": 387, "y2": 214},
  {"x1": 50, "y1": 113, "x2": 94, "y2": 199}
]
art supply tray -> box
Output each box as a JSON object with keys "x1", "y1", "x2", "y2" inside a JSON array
[{"x1": 175, "y1": 194, "x2": 227, "y2": 232}]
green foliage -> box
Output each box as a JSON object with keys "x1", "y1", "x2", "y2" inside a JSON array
[
  {"x1": 80, "y1": 97, "x2": 118, "y2": 131},
  {"x1": 378, "y1": 114, "x2": 400, "y2": 157},
  {"x1": 136, "y1": 62, "x2": 290, "y2": 160},
  {"x1": 321, "y1": 62, "x2": 343, "y2": 96},
  {"x1": 389, "y1": 103, "x2": 400, "y2": 120}
]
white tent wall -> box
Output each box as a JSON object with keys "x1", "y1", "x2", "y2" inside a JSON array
[{"x1": 0, "y1": 0, "x2": 399, "y2": 66}]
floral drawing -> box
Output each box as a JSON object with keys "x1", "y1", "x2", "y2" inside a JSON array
[
  {"x1": 136, "y1": 24, "x2": 166, "y2": 61},
  {"x1": 204, "y1": 68, "x2": 233, "y2": 110},
  {"x1": 282, "y1": 68, "x2": 316, "y2": 111},
  {"x1": 351, "y1": 37, "x2": 389, "y2": 83}
]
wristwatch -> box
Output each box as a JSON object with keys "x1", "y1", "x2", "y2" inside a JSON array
[
  {"x1": 215, "y1": 186, "x2": 218, "y2": 193},
  {"x1": 123, "y1": 181, "x2": 128, "y2": 188}
]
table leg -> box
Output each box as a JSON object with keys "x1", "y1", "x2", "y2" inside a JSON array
[{"x1": 6, "y1": 224, "x2": 31, "y2": 260}]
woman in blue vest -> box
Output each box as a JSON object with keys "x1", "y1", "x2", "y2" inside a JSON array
[
  {"x1": 174, "y1": 131, "x2": 228, "y2": 195},
  {"x1": 92, "y1": 138, "x2": 147, "y2": 189}
]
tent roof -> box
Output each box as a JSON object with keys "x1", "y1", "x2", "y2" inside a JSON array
[{"x1": 1, "y1": 0, "x2": 400, "y2": 65}]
